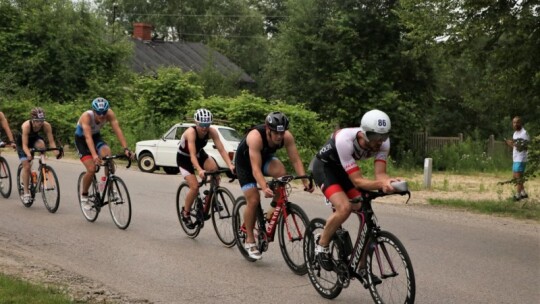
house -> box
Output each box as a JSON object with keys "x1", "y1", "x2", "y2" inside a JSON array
[{"x1": 131, "y1": 23, "x2": 254, "y2": 83}]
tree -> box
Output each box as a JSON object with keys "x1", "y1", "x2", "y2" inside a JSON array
[
  {"x1": 0, "y1": 0, "x2": 132, "y2": 102},
  {"x1": 259, "y1": 0, "x2": 433, "y2": 154},
  {"x1": 398, "y1": 0, "x2": 540, "y2": 138}
]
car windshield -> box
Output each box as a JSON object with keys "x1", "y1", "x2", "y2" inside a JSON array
[{"x1": 219, "y1": 128, "x2": 241, "y2": 142}]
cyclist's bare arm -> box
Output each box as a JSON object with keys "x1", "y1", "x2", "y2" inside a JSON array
[
  {"x1": 283, "y1": 132, "x2": 312, "y2": 191},
  {"x1": 21, "y1": 121, "x2": 33, "y2": 159},
  {"x1": 185, "y1": 128, "x2": 204, "y2": 178},
  {"x1": 209, "y1": 128, "x2": 234, "y2": 170},
  {"x1": 0, "y1": 112, "x2": 15, "y2": 144},
  {"x1": 108, "y1": 109, "x2": 130, "y2": 156},
  {"x1": 247, "y1": 131, "x2": 272, "y2": 197},
  {"x1": 42, "y1": 122, "x2": 60, "y2": 158}
]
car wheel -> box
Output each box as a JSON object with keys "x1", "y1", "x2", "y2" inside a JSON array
[
  {"x1": 138, "y1": 152, "x2": 156, "y2": 173},
  {"x1": 163, "y1": 167, "x2": 180, "y2": 175}
]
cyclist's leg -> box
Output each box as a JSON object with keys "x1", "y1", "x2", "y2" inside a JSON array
[
  {"x1": 75, "y1": 136, "x2": 97, "y2": 201},
  {"x1": 177, "y1": 153, "x2": 199, "y2": 228},
  {"x1": 262, "y1": 157, "x2": 286, "y2": 220},
  {"x1": 97, "y1": 140, "x2": 111, "y2": 176}
]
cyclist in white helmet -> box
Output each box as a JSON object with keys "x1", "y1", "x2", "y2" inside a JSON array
[
  {"x1": 311, "y1": 109, "x2": 401, "y2": 275},
  {"x1": 177, "y1": 108, "x2": 235, "y2": 229},
  {"x1": 75, "y1": 97, "x2": 133, "y2": 210}
]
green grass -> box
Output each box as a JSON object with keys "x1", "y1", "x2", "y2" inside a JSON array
[
  {"x1": 428, "y1": 198, "x2": 540, "y2": 221},
  {"x1": 0, "y1": 273, "x2": 75, "y2": 304}
]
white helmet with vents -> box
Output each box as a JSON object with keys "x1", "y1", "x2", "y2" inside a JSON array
[{"x1": 194, "y1": 108, "x2": 213, "y2": 124}]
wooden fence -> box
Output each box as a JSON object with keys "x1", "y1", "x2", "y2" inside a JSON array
[{"x1": 411, "y1": 132, "x2": 511, "y2": 158}]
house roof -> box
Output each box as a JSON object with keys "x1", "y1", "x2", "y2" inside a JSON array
[{"x1": 131, "y1": 38, "x2": 254, "y2": 83}]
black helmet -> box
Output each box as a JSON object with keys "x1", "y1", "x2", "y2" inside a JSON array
[{"x1": 265, "y1": 112, "x2": 289, "y2": 132}]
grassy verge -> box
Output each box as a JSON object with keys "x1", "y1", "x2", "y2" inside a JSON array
[
  {"x1": 0, "y1": 273, "x2": 75, "y2": 303},
  {"x1": 428, "y1": 198, "x2": 540, "y2": 221}
]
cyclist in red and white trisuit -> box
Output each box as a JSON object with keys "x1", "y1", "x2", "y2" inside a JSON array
[{"x1": 311, "y1": 109, "x2": 400, "y2": 271}]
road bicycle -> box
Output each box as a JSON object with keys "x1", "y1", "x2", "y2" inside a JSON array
[
  {"x1": 176, "y1": 168, "x2": 237, "y2": 247},
  {"x1": 16, "y1": 147, "x2": 63, "y2": 213},
  {"x1": 232, "y1": 174, "x2": 312, "y2": 275},
  {"x1": 304, "y1": 181, "x2": 416, "y2": 303},
  {"x1": 77, "y1": 154, "x2": 132, "y2": 230},
  {"x1": 0, "y1": 142, "x2": 13, "y2": 198}
]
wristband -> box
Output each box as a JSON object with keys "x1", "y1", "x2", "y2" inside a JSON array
[{"x1": 124, "y1": 147, "x2": 130, "y2": 152}]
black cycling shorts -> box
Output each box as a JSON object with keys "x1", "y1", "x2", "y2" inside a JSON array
[
  {"x1": 176, "y1": 150, "x2": 210, "y2": 175},
  {"x1": 312, "y1": 157, "x2": 359, "y2": 199}
]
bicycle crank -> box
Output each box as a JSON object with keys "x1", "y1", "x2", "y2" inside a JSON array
[{"x1": 335, "y1": 262, "x2": 350, "y2": 288}]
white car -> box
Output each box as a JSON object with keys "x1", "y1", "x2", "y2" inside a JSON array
[{"x1": 135, "y1": 123, "x2": 242, "y2": 174}]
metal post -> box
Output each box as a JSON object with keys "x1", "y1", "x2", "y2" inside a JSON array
[{"x1": 423, "y1": 158, "x2": 432, "y2": 189}]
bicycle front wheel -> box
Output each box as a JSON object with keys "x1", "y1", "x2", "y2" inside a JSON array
[
  {"x1": 211, "y1": 187, "x2": 236, "y2": 247},
  {"x1": 41, "y1": 165, "x2": 60, "y2": 213},
  {"x1": 176, "y1": 182, "x2": 201, "y2": 238},
  {"x1": 304, "y1": 218, "x2": 343, "y2": 299},
  {"x1": 278, "y1": 202, "x2": 309, "y2": 275},
  {"x1": 0, "y1": 156, "x2": 12, "y2": 198},
  {"x1": 367, "y1": 230, "x2": 416, "y2": 304},
  {"x1": 232, "y1": 196, "x2": 263, "y2": 262},
  {"x1": 77, "y1": 172, "x2": 99, "y2": 222},
  {"x1": 16, "y1": 164, "x2": 33, "y2": 208},
  {"x1": 108, "y1": 177, "x2": 132, "y2": 230}
]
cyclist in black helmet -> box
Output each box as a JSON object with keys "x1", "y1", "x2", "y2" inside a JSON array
[{"x1": 234, "y1": 111, "x2": 313, "y2": 260}]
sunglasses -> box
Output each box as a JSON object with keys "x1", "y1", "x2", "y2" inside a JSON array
[
  {"x1": 95, "y1": 110, "x2": 108, "y2": 116},
  {"x1": 365, "y1": 132, "x2": 389, "y2": 142},
  {"x1": 32, "y1": 119, "x2": 45, "y2": 123},
  {"x1": 198, "y1": 122, "x2": 211, "y2": 128}
]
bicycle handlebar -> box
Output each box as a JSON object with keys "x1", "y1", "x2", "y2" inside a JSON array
[
  {"x1": 101, "y1": 153, "x2": 132, "y2": 169},
  {"x1": 30, "y1": 147, "x2": 64, "y2": 159},
  {"x1": 198, "y1": 168, "x2": 235, "y2": 187},
  {"x1": 268, "y1": 174, "x2": 314, "y2": 192},
  {"x1": 351, "y1": 181, "x2": 411, "y2": 204}
]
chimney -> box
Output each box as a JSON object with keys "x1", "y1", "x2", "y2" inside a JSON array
[{"x1": 133, "y1": 23, "x2": 153, "y2": 41}]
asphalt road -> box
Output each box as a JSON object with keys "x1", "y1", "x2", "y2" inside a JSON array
[{"x1": 0, "y1": 153, "x2": 538, "y2": 304}]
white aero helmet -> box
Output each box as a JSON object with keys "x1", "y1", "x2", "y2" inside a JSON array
[
  {"x1": 360, "y1": 109, "x2": 391, "y2": 142},
  {"x1": 194, "y1": 108, "x2": 213, "y2": 125}
]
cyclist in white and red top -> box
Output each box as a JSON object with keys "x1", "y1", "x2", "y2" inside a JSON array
[{"x1": 312, "y1": 109, "x2": 400, "y2": 271}]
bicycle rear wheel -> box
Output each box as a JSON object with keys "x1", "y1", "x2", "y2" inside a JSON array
[
  {"x1": 108, "y1": 177, "x2": 132, "y2": 230},
  {"x1": 77, "y1": 172, "x2": 99, "y2": 222},
  {"x1": 211, "y1": 187, "x2": 236, "y2": 247},
  {"x1": 278, "y1": 202, "x2": 309, "y2": 275},
  {"x1": 41, "y1": 165, "x2": 60, "y2": 213},
  {"x1": 0, "y1": 156, "x2": 12, "y2": 198},
  {"x1": 176, "y1": 182, "x2": 201, "y2": 238},
  {"x1": 16, "y1": 164, "x2": 34, "y2": 208},
  {"x1": 367, "y1": 231, "x2": 416, "y2": 304},
  {"x1": 304, "y1": 218, "x2": 343, "y2": 299}
]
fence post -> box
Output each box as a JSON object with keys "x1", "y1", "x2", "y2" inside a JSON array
[{"x1": 423, "y1": 158, "x2": 432, "y2": 189}]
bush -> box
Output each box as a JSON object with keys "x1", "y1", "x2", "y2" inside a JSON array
[{"x1": 430, "y1": 138, "x2": 511, "y2": 173}]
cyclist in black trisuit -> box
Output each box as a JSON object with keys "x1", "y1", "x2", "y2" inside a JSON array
[
  {"x1": 234, "y1": 111, "x2": 313, "y2": 260},
  {"x1": 177, "y1": 108, "x2": 235, "y2": 229}
]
